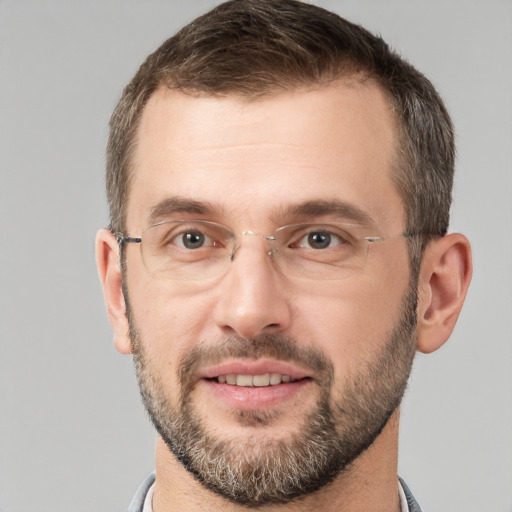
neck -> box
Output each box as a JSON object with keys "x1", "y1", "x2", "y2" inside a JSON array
[{"x1": 152, "y1": 409, "x2": 402, "y2": 512}]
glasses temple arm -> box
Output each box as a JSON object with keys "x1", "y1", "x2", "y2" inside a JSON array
[{"x1": 115, "y1": 235, "x2": 142, "y2": 245}]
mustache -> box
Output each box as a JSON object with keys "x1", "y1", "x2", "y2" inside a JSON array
[{"x1": 178, "y1": 333, "x2": 334, "y2": 391}]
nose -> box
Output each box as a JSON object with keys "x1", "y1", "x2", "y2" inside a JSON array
[{"x1": 213, "y1": 237, "x2": 292, "y2": 339}]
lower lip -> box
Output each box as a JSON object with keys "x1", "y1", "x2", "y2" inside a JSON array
[{"x1": 202, "y1": 378, "x2": 311, "y2": 410}]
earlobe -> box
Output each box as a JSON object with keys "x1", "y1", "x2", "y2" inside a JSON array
[
  {"x1": 95, "y1": 228, "x2": 133, "y2": 355},
  {"x1": 416, "y1": 233, "x2": 472, "y2": 354}
]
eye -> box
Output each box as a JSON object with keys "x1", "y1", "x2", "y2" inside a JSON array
[
  {"x1": 305, "y1": 231, "x2": 335, "y2": 249},
  {"x1": 174, "y1": 229, "x2": 213, "y2": 250},
  {"x1": 296, "y1": 229, "x2": 345, "y2": 250}
]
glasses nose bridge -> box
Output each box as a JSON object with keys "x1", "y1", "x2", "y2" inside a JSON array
[{"x1": 229, "y1": 230, "x2": 278, "y2": 262}]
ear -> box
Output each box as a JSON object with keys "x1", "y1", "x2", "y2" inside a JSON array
[
  {"x1": 416, "y1": 233, "x2": 472, "y2": 354},
  {"x1": 95, "y1": 229, "x2": 133, "y2": 355}
]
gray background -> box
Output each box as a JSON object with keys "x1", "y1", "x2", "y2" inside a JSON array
[{"x1": 1, "y1": 1, "x2": 511, "y2": 511}]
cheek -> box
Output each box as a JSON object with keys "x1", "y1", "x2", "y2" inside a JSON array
[
  {"x1": 292, "y1": 269, "x2": 410, "y2": 377},
  {"x1": 125, "y1": 265, "x2": 215, "y2": 379}
]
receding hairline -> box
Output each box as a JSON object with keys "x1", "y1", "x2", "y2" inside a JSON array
[{"x1": 148, "y1": 67, "x2": 386, "y2": 101}]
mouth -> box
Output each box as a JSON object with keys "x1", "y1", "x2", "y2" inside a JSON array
[
  {"x1": 212, "y1": 373, "x2": 299, "y2": 387},
  {"x1": 198, "y1": 360, "x2": 313, "y2": 410},
  {"x1": 200, "y1": 359, "x2": 311, "y2": 384}
]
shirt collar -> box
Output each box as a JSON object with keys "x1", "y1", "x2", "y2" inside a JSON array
[{"x1": 142, "y1": 480, "x2": 411, "y2": 512}]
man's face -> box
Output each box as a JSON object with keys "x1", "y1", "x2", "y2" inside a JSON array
[{"x1": 122, "y1": 82, "x2": 416, "y2": 505}]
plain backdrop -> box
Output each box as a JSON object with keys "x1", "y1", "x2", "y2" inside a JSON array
[{"x1": 1, "y1": 1, "x2": 511, "y2": 511}]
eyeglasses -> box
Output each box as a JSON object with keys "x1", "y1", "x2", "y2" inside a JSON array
[{"x1": 117, "y1": 220, "x2": 410, "y2": 281}]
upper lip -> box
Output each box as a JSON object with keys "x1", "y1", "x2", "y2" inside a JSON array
[{"x1": 199, "y1": 359, "x2": 311, "y2": 380}]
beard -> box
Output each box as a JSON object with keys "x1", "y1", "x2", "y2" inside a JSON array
[{"x1": 126, "y1": 284, "x2": 418, "y2": 507}]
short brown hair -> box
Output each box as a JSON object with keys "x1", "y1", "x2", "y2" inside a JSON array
[{"x1": 107, "y1": 0, "x2": 454, "y2": 269}]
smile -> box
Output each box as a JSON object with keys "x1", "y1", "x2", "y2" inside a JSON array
[
  {"x1": 199, "y1": 360, "x2": 313, "y2": 409},
  {"x1": 215, "y1": 373, "x2": 297, "y2": 387}
]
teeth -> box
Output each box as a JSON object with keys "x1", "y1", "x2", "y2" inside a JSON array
[
  {"x1": 216, "y1": 373, "x2": 296, "y2": 387},
  {"x1": 270, "y1": 373, "x2": 282, "y2": 385},
  {"x1": 236, "y1": 375, "x2": 253, "y2": 387},
  {"x1": 253, "y1": 374, "x2": 270, "y2": 387}
]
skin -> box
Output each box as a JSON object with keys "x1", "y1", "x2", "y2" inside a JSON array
[{"x1": 97, "y1": 80, "x2": 472, "y2": 511}]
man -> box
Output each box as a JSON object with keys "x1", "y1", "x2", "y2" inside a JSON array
[{"x1": 96, "y1": 1, "x2": 472, "y2": 510}]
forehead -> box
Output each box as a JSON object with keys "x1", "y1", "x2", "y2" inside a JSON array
[{"x1": 128, "y1": 81, "x2": 402, "y2": 232}]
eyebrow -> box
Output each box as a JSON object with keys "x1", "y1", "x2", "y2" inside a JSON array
[
  {"x1": 147, "y1": 196, "x2": 375, "y2": 229},
  {"x1": 280, "y1": 200, "x2": 375, "y2": 227},
  {"x1": 148, "y1": 197, "x2": 221, "y2": 225}
]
